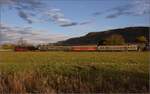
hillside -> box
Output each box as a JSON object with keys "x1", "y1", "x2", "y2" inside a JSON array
[{"x1": 56, "y1": 27, "x2": 149, "y2": 46}]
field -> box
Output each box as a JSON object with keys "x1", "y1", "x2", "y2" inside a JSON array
[{"x1": 0, "y1": 52, "x2": 149, "y2": 93}]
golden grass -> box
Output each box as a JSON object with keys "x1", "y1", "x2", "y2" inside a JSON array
[{"x1": 0, "y1": 52, "x2": 149, "y2": 93}]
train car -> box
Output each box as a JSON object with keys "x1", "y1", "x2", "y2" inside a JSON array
[
  {"x1": 14, "y1": 46, "x2": 29, "y2": 51},
  {"x1": 47, "y1": 46, "x2": 72, "y2": 51},
  {"x1": 38, "y1": 45, "x2": 72, "y2": 51},
  {"x1": 38, "y1": 45, "x2": 49, "y2": 51},
  {"x1": 145, "y1": 43, "x2": 150, "y2": 51},
  {"x1": 127, "y1": 45, "x2": 138, "y2": 51},
  {"x1": 97, "y1": 45, "x2": 138, "y2": 51},
  {"x1": 72, "y1": 46, "x2": 97, "y2": 51},
  {"x1": 14, "y1": 46, "x2": 37, "y2": 52}
]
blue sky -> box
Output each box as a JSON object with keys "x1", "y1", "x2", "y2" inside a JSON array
[{"x1": 0, "y1": 0, "x2": 150, "y2": 44}]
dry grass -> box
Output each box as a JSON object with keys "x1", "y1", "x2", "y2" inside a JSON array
[{"x1": 0, "y1": 52, "x2": 149, "y2": 93}]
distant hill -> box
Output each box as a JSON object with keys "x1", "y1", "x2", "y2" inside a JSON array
[{"x1": 56, "y1": 27, "x2": 149, "y2": 46}]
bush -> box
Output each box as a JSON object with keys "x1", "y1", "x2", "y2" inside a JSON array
[
  {"x1": 1, "y1": 44, "x2": 15, "y2": 50},
  {"x1": 136, "y1": 36, "x2": 147, "y2": 43}
]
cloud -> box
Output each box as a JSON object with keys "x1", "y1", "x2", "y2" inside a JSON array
[
  {"x1": 18, "y1": 10, "x2": 34, "y2": 23},
  {"x1": 92, "y1": 12, "x2": 103, "y2": 16},
  {"x1": 92, "y1": 0, "x2": 150, "y2": 19},
  {"x1": 0, "y1": 0, "x2": 43, "y2": 8},
  {"x1": 79, "y1": 20, "x2": 93, "y2": 25},
  {"x1": 40, "y1": 7, "x2": 92, "y2": 26},
  {"x1": 133, "y1": 0, "x2": 150, "y2": 15},
  {"x1": 0, "y1": 23, "x2": 69, "y2": 44},
  {"x1": 0, "y1": 0, "x2": 45, "y2": 24},
  {"x1": 56, "y1": 18, "x2": 77, "y2": 27},
  {"x1": 46, "y1": 9, "x2": 78, "y2": 27},
  {"x1": 0, "y1": 0, "x2": 14, "y2": 5},
  {"x1": 17, "y1": 10, "x2": 44, "y2": 23},
  {"x1": 0, "y1": 0, "x2": 78, "y2": 27},
  {"x1": 0, "y1": 0, "x2": 44, "y2": 15},
  {"x1": 59, "y1": 22, "x2": 77, "y2": 27},
  {"x1": 106, "y1": 11, "x2": 132, "y2": 19},
  {"x1": 107, "y1": 0, "x2": 150, "y2": 19}
]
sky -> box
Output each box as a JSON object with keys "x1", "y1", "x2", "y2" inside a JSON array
[{"x1": 0, "y1": 0, "x2": 150, "y2": 44}]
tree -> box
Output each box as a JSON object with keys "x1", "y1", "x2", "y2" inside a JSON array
[
  {"x1": 17, "y1": 38, "x2": 27, "y2": 47},
  {"x1": 104, "y1": 34, "x2": 125, "y2": 45},
  {"x1": 1, "y1": 43, "x2": 15, "y2": 49},
  {"x1": 136, "y1": 36, "x2": 147, "y2": 43},
  {"x1": 136, "y1": 36, "x2": 147, "y2": 51},
  {"x1": 97, "y1": 39, "x2": 105, "y2": 46}
]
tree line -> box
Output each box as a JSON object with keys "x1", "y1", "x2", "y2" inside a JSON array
[{"x1": 97, "y1": 34, "x2": 147, "y2": 45}]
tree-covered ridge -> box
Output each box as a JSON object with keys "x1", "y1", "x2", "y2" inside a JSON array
[{"x1": 56, "y1": 27, "x2": 149, "y2": 46}]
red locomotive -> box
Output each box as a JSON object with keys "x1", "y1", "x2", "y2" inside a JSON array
[
  {"x1": 14, "y1": 46, "x2": 37, "y2": 52},
  {"x1": 14, "y1": 46, "x2": 29, "y2": 51}
]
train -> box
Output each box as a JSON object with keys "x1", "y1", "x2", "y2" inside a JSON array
[
  {"x1": 14, "y1": 44, "x2": 142, "y2": 52},
  {"x1": 36, "y1": 44, "x2": 140, "y2": 52},
  {"x1": 14, "y1": 44, "x2": 144, "y2": 52}
]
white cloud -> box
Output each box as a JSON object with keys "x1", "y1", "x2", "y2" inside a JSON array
[
  {"x1": 92, "y1": 0, "x2": 150, "y2": 19},
  {"x1": 0, "y1": 0, "x2": 78, "y2": 27},
  {"x1": 0, "y1": 23, "x2": 69, "y2": 44},
  {"x1": 46, "y1": 9, "x2": 78, "y2": 27},
  {"x1": 133, "y1": 0, "x2": 150, "y2": 15}
]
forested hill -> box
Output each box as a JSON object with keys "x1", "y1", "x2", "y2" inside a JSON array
[{"x1": 56, "y1": 27, "x2": 149, "y2": 46}]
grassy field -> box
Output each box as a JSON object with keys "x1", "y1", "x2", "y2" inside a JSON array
[{"x1": 0, "y1": 52, "x2": 149, "y2": 93}]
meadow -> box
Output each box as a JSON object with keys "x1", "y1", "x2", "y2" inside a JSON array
[{"x1": 0, "y1": 52, "x2": 149, "y2": 93}]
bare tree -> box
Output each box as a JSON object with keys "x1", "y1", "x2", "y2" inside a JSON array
[{"x1": 17, "y1": 38, "x2": 27, "y2": 46}]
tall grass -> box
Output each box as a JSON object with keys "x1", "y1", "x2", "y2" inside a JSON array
[{"x1": 0, "y1": 52, "x2": 149, "y2": 93}]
